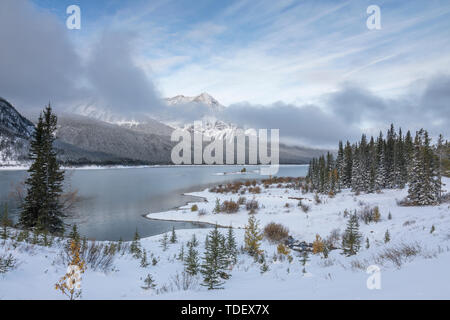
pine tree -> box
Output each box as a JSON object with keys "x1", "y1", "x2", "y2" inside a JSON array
[
  {"x1": 375, "y1": 132, "x2": 386, "y2": 192},
  {"x1": 140, "y1": 250, "x2": 150, "y2": 268},
  {"x1": 225, "y1": 226, "x2": 238, "y2": 265},
  {"x1": 201, "y1": 225, "x2": 229, "y2": 290},
  {"x1": 170, "y1": 226, "x2": 177, "y2": 243},
  {"x1": 130, "y1": 228, "x2": 142, "y2": 258},
  {"x1": 184, "y1": 241, "x2": 200, "y2": 276},
  {"x1": 68, "y1": 224, "x2": 81, "y2": 247},
  {"x1": 244, "y1": 215, "x2": 263, "y2": 257},
  {"x1": 336, "y1": 141, "x2": 345, "y2": 191},
  {"x1": 300, "y1": 251, "x2": 309, "y2": 274},
  {"x1": 190, "y1": 234, "x2": 199, "y2": 248},
  {"x1": 20, "y1": 105, "x2": 65, "y2": 234},
  {"x1": 436, "y1": 134, "x2": 445, "y2": 200},
  {"x1": 384, "y1": 229, "x2": 390, "y2": 243},
  {"x1": 342, "y1": 214, "x2": 362, "y2": 256},
  {"x1": 160, "y1": 232, "x2": 169, "y2": 251},
  {"x1": 343, "y1": 141, "x2": 353, "y2": 188},
  {"x1": 408, "y1": 129, "x2": 440, "y2": 205},
  {"x1": 141, "y1": 274, "x2": 156, "y2": 290},
  {"x1": 177, "y1": 243, "x2": 185, "y2": 261}
]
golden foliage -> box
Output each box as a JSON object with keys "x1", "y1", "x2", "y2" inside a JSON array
[
  {"x1": 244, "y1": 215, "x2": 263, "y2": 257},
  {"x1": 277, "y1": 243, "x2": 290, "y2": 255},
  {"x1": 55, "y1": 239, "x2": 86, "y2": 300},
  {"x1": 312, "y1": 234, "x2": 325, "y2": 254}
]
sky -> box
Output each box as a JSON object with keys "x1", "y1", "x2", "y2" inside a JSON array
[{"x1": 0, "y1": 0, "x2": 449, "y2": 147}]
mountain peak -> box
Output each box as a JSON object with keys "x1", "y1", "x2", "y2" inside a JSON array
[{"x1": 165, "y1": 93, "x2": 224, "y2": 111}]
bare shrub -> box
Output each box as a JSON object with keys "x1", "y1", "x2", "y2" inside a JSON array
[
  {"x1": 326, "y1": 228, "x2": 341, "y2": 248},
  {"x1": 237, "y1": 196, "x2": 247, "y2": 205},
  {"x1": 403, "y1": 220, "x2": 416, "y2": 227},
  {"x1": 248, "y1": 186, "x2": 261, "y2": 194},
  {"x1": 374, "y1": 242, "x2": 422, "y2": 268},
  {"x1": 245, "y1": 199, "x2": 259, "y2": 211},
  {"x1": 263, "y1": 223, "x2": 289, "y2": 243},
  {"x1": 221, "y1": 200, "x2": 239, "y2": 213},
  {"x1": 170, "y1": 271, "x2": 199, "y2": 291},
  {"x1": 59, "y1": 240, "x2": 116, "y2": 272},
  {"x1": 357, "y1": 206, "x2": 381, "y2": 224},
  {"x1": 350, "y1": 259, "x2": 369, "y2": 271},
  {"x1": 298, "y1": 201, "x2": 310, "y2": 213},
  {"x1": 198, "y1": 209, "x2": 207, "y2": 216}
]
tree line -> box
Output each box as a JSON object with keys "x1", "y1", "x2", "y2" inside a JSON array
[{"x1": 307, "y1": 124, "x2": 446, "y2": 205}]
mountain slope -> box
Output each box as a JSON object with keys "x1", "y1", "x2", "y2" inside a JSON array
[
  {"x1": 0, "y1": 97, "x2": 34, "y2": 164},
  {"x1": 56, "y1": 114, "x2": 174, "y2": 164}
]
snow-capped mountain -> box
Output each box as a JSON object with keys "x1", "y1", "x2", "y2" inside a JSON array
[
  {"x1": 0, "y1": 97, "x2": 34, "y2": 139},
  {"x1": 0, "y1": 97, "x2": 35, "y2": 165},
  {"x1": 165, "y1": 92, "x2": 225, "y2": 112}
]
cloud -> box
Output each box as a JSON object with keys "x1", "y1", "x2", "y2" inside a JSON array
[
  {"x1": 85, "y1": 31, "x2": 164, "y2": 114},
  {"x1": 0, "y1": 0, "x2": 165, "y2": 116},
  {"x1": 0, "y1": 0, "x2": 82, "y2": 110}
]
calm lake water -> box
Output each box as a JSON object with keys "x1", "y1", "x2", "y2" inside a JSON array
[{"x1": 0, "y1": 165, "x2": 308, "y2": 240}]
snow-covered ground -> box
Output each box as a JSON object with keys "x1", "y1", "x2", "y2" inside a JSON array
[{"x1": 1, "y1": 178, "x2": 449, "y2": 299}]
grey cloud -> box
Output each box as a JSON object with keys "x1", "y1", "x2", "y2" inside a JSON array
[
  {"x1": 219, "y1": 102, "x2": 361, "y2": 147},
  {"x1": 0, "y1": 0, "x2": 82, "y2": 110},
  {"x1": 0, "y1": 0, "x2": 165, "y2": 117},
  {"x1": 85, "y1": 31, "x2": 165, "y2": 114}
]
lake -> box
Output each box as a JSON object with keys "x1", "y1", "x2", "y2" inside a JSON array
[{"x1": 0, "y1": 165, "x2": 308, "y2": 240}]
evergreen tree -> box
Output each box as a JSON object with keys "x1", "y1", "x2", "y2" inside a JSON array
[
  {"x1": 408, "y1": 129, "x2": 440, "y2": 205},
  {"x1": 342, "y1": 214, "x2": 362, "y2": 256},
  {"x1": 190, "y1": 234, "x2": 199, "y2": 247},
  {"x1": 225, "y1": 226, "x2": 238, "y2": 265},
  {"x1": 184, "y1": 241, "x2": 200, "y2": 276},
  {"x1": 68, "y1": 224, "x2": 81, "y2": 246},
  {"x1": 343, "y1": 141, "x2": 353, "y2": 188},
  {"x1": 300, "y1": 251, "x2": 309, "y2": 274},
  {"x1": 336, "y1": 141, "x2": 345, "y2": 191},
  {"x1": 140, "y1": 250, "x2": 150, "y2": 268},
  {"x1": 170, "y1": 226, "x2": 177, "y2": 243},
  {"x1": 160, "y1": 232, "x2": 169, "y2": 251},
  {"x1": 130, "y1": 228, "x2": 142, "y2": 258},
  {"x1": 200, "y1": 225, "x2": 229, "y2": 290},
  {"x1": 436, "y1": 134, "x2": 445, "y2": 199},
  {"x1": 141, "y1": 274, "x2": 156, "y2": 290},
  {"x1": 384, "y1": 229, "x2": 390, "y2": 243},
  {"x1": 375, "y1": 132, "x2": 386, "y2": 191},
  {"x1": 20, "y1": 105, "x2": 65, "y2": 234}
]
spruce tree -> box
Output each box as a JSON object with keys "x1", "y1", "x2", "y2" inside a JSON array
[
  {"x1": 342, "y1": 214, "x2": 362, "y2": 256},
  {"x1": 184, "y1": 241, "x2": 200, "y2": 276},
  {"x1": 201, "y1": 225, "x2": 229, "y2": 290},
  {"x1": 20, "y1": 105, "x2": 65, "y2": 234},
  {"x1": 170, "y1": 226, "x2": 177, "y2": 243},
  {"x1": 130, "y1": 228, "x2": 142, "y2": 258},
  {"x1": 225, "y1": 226, "x2": 238, "y2": 265}
]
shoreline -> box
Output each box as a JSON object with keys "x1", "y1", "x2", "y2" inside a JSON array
[{"x1": 0, "y1": 163, "x2": 309, "y2": 172}]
